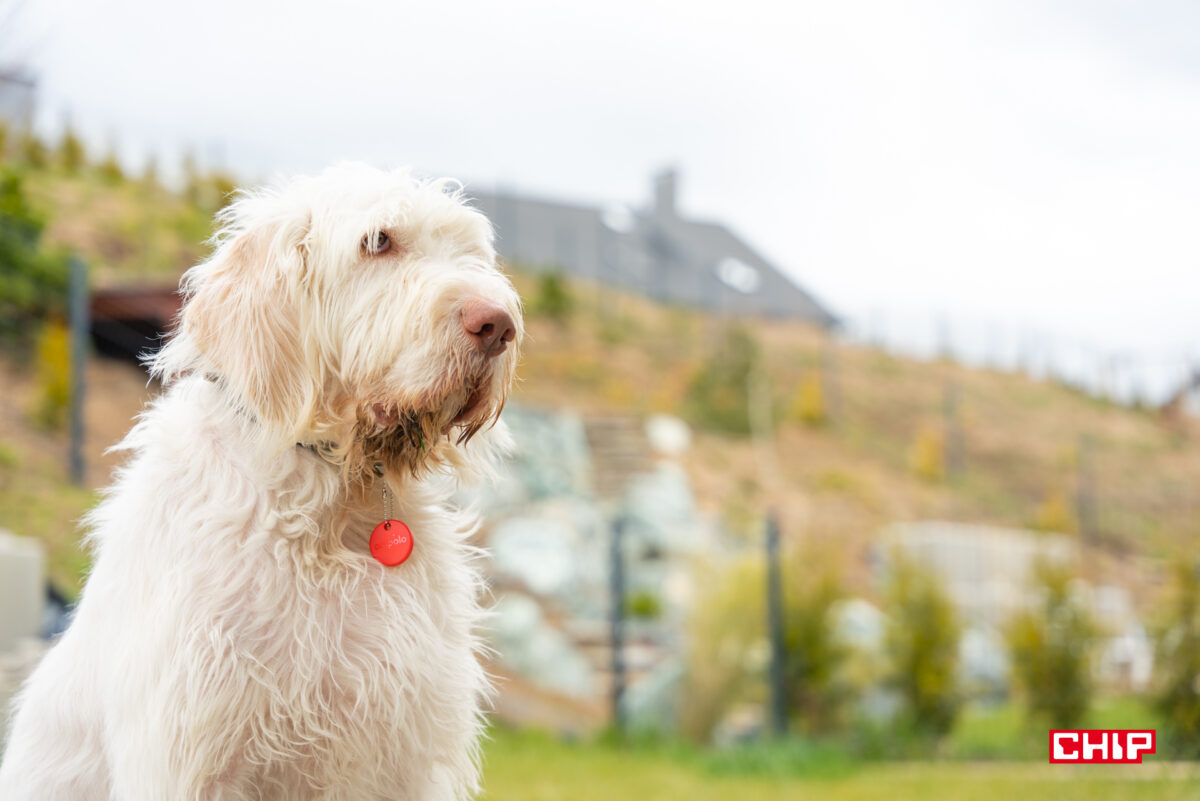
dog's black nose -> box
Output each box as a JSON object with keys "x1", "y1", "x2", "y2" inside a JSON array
[{"x1": 460, "y1": 299, "x2": 516, "y2": 356}]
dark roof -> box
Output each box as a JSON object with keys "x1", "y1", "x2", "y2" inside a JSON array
[
  {"x1": 91, "y1": 286, "x2": 181, "y2": 324},
  {"x1": 89, "y1": 286, "x2": 181, "y2": 364},
  {"x1": 466, "y1": 176, "x2": 837, "y2": 327}
]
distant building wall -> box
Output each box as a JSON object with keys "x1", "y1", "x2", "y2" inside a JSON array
[
  {"x1": 879, "y1": 521, "x2": 1076, "y2": 627},
  {"x1": 0, "y1": 71, "x2": 36, "y2": 131}
]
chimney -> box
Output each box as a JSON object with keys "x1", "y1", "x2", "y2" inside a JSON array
[{"x1": 654, "y1": 167, "x2": 678, "y2": 220}]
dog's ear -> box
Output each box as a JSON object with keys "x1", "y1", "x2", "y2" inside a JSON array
[{"x1": 182, "y1": 214, "x2": 314, "y2": 432}]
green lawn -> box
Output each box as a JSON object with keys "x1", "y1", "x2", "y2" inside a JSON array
[
  {"x1": 481, "y1": 728, "x2": 1200, "y2": 801},
  {"x1": 947, "y1": 695, "x2": 1165, "y2": 760}
]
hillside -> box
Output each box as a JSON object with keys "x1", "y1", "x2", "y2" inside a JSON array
[
  {"x1": 2, "y1": 158, "x2": 1197, "y2": 606},
  {"x1": 512, "y1": 275, "x2": 1193, "y2": 596}
]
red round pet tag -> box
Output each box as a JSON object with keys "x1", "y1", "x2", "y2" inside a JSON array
[{"x1": 370, "y1": 520, "x2": 414, "y2": 566}]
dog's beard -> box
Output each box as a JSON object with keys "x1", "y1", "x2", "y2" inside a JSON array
[{"x1": 337, "y1": 372, "x2": 501, "y2": 484}]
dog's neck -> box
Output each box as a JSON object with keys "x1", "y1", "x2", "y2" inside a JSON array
[{"x1": 197, "y1": 370, "x2": 441, "y2": 504}]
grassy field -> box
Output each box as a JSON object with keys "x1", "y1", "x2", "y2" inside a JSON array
[
  {"x1": 481, "y1": 728, "x2": 1200, "y2": 801},
  {"x1": 946, "y1": 695, "x2": 1164, "y2": 761}
]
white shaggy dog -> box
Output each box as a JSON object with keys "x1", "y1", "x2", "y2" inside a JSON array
[{"x1": 0, "y1": 164, "x2": 523, "y2": 800}]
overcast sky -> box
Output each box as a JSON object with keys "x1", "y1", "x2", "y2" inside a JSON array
[{"x1": 10, "y1": 0, "x2": 1200, "y2": 392}]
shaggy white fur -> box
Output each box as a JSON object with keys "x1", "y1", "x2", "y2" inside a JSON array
[{"x1": 0, "y1": 164, "x2": 523, "y2": 800}]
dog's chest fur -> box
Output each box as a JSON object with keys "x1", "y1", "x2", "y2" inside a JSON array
[{"x1": 75, "y1": 379, "x2": 488, "y2": 797}]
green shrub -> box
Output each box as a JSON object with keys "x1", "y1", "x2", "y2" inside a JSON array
[
  {"x1": 1006, "y1": 561, "x2": 1096, "y2": 729},
  {"x1": 885, "y1": 555, "x2": 962, "y2": 737},
  {"x1": 19, "y1": 132, "x2": 47, "y2": 167},
  {"x1": 680, "y1": 558, "x2": 765, "y2": 741},
  {"x1": 532, "y1": 270, "x2": 573, "y2": 323},
  {"x1": 791, "y1": 371, "x2": 826, "y2": 427},
  {"x1": 0, "y1": 166, "x2": 70, "y2": 343},
  {"x1": 782, "y1": 563, "x2": 849, "y2": 733},
  {"x1": 33, "y1": 319, "x2": 72, "y2": 429},
  {"x1": 626, "y1": 589, "x2": 663, "y2": 620},
  {"x1": 1155, "y1": 558, "x2": 1200, "y2": 758}
]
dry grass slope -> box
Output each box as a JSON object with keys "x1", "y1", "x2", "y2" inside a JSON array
[{"x1": 3, "y1": 165, "x2": 1197, "y2": 604}]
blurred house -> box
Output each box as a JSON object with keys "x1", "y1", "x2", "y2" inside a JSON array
[
  {"x1": 0, "y1": 69, "x2": 36, "y2": 131},
  {"x1": 467, "y1": 170, "x2": 838, "y2": 325}
]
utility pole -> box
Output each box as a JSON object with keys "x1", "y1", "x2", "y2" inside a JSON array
[
  {"x1": 765, "y1": 511, "x2": 787, "y2": 737},
  {"x1": 68, "y1": 256, "x2": 89, "y2": 485}
]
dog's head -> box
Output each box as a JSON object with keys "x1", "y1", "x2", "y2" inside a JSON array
[{"x1": 157, "y1": 163, "x2": 523, "y2": 482}]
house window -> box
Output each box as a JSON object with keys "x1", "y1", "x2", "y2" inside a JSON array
[
  {"x1": 602, "y1": 204, "x2": 636, "y2": 233},
  {"x1": 715, "y1": 257, "x2": 761, "y2": 294}
]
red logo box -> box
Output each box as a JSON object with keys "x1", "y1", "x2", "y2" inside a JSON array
[{"x1": 1049, "y1": 730, "x2": 1156, "y2": 763}]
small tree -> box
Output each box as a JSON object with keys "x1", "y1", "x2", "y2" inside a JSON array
[
  {"x1": 1156, "y1": 559, "x2": 1200, "y2": 758},
  {"x1": 532, "y1": 270, "x2": 572, "y2": 323},
  {"x1": 791, "y1": 371, "x2": 826, "y2": 427},
  {"x1": 684, "y1": 325, "x2": 760, "y2": 436},
  {"x1": 908, "y1": 425, "x2": 945, "y2": 482},
  {"x1": 782, "y1": 563, "x2": 848, "y2": 732},
  {"x1": 57, "y1": 125, "x2": 87, "y2": 174},
  {"x1": 19, "y1": 132, "x2": 47, "y2": 167},
  {"x1": 33, "y1": 318, "x2": 71, "y2": 429},
  {"x1": 1006, "y1": 561, "x2": 1096, "y2": 729},
  {"x1": 97, "y1": 149, "x2": 125, "y2": 185},
  {"x1": 885, "y1": 555, "x2": 961, "y2": 737},
  {"x1": 0, "y1": 167, "x2": 70, "y2": 343}
]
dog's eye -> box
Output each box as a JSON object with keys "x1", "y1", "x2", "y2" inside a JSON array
[{"x1": 363, "y1": 231, "x2": 391, "y2": 256}]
